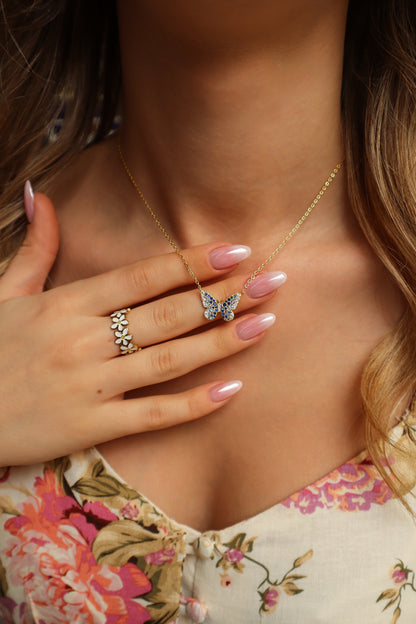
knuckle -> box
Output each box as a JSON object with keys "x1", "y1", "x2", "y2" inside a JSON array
[
  {"x1": 150, "y1": 345, "x2": 181, "y2": 378},
  {"x1": 152, "y1": 298, "x2": 180, "y2": 332},
  {"x1": 125, "y1": 262, "x2": 154, "y2": 295},
  {"x1": 212, "y1": 326, "x2": 231, "y2": 354},
  {"x1": 146, "y1": 401, "x2": 166, "y2": 429},
  {"x1": 185, "y1": 392, "x2": 202, "y2": 421}
]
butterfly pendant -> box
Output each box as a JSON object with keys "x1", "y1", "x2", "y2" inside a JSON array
[{"x1": 200, "y1": 290, "x2": 242, "y2": 322}]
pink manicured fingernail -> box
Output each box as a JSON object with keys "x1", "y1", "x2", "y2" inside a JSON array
[
  {"x1": 245, "y1": 271, "x2": 287, "y2": 298},
  {"x1": 236, "y1": 313, "x2": 276, "y2": 341},
  {"x1": 209, "y1": 380, "x2": 243, "y2": 402},
  {"x1": 24, "y1": 180, "x2": 35, "y2": 223},
  {"x1": 209, "y1": 245, "x2": 251, "y2": 269}
]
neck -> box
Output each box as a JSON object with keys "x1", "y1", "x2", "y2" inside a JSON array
[{"x1": 117, "y1": 0, "x2": 349, "y2": 250}]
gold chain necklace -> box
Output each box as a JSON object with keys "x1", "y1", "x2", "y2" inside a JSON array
[{"x1": 118, "y1": 139, "x2": 343, "y2": 322}]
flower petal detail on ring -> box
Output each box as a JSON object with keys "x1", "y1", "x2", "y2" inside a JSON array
[
  {"x1": 111, "y1": 321, "x2": 127, "y2": 331},
  {"x1": 120, "y1": 343, "x2": 138, "y2": 354}
]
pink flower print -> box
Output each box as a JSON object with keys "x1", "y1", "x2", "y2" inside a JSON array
[
  {"x1": 265, "y1": 587, "x2": 280, "y2": 607},
  {"x1": 281, "y1": 457, "x2": 392, "y2": 514},
  {"x1": 218, "y1": 533, "x2": 255, "y2": 575},
  {"x1": 220, "y1": 574, "x2": 232, "y2": 588},
  {"x1": 389, "y1": 562, "x2": 411, "y2": 589},
  {"x1": 2, "y1": 470, "x2": 152, "y2": 624},
  {"x1": 377, "y1": 560, "x2": 416, "y2": 619},
  {"x1": 145, "y1": 545, "x2": 176, "y2": 566},
  {"x1": 0, "y1": 598, "x2": 32, "y2": 624},
  {"x1": 120, "y1": 501, "x2": 140, "y2": 520},
  {"x1": 285, "y1": 489, "x2": 325, "y2": 514},
  {"x1": 260, "y1": 585, "x2": 280, "y2": 614},
  {"x1": 0, "y1": 597, "x2": 16, "y2": 624},
  {"x1": 392, "y1": 569, "x2": 407, "y2": 585},
  {"x1": 69, "y1": 501, "x2": 119, "y2": 545},
  {"x1": 225, "y1": 548, "x2": 244, "y2": 563}
]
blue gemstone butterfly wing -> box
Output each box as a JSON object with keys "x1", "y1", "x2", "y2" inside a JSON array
[
  {"x1": 220, "y1": 293, "x2": 241, "y2": 321},
  {"x1": 200, "y1": 290, "x2": 219, "y2": 320}
]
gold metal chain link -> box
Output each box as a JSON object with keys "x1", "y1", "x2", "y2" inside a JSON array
[{"x1": 118, "y1": 138, "x2": 343, "y2": 297}]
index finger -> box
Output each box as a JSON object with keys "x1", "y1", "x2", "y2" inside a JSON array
[{"x1": 56, "y1": 242, "x2": 247, "y2": 315}]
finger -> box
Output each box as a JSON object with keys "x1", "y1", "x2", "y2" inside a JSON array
[
  {"x1": 96, "y1": 379, "x2": 243, "y2": 439},
  {"x1": 0, "y1": 188, "x2": 60, "y2": 301},
  {"x1": 58, "y1": 242, "x2": 251, "y2": 315},
  {"x1": 103, "y1": 312, "x2": 276, "y2": 396},
  {"x1": 103, "y1": 270, "x2": 286, "y2": 357}
]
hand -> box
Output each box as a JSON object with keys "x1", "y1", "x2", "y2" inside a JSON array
[{"x1": 0, "y1": 188, "x2": 286, "y2": 466}]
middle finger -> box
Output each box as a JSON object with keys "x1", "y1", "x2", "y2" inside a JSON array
[{"x1": 103, "y1": 270, "x2": 287, "y2": 358}]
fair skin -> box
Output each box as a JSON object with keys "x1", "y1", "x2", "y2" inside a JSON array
[{"x1": 0, "y1": 2, "x2": 405, "y2": 532}]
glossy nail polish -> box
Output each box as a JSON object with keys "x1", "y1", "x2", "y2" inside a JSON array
[
  {"x1": 24, "y1": 180, "x2": 35, "y2": 223},
  {"x1": 245, "y1": 271, "x2": 287, "y2": 298},
  {"x1": 209, "y1": 245, "x2": 251, "y2": 269},
  {"x1": 209, "y1": 380, "x2": 243, "y2": 402},
  {"x1": 236, "y1": 313, "x2": 276, "y2": 341}
]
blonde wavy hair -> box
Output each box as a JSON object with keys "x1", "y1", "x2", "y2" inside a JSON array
[{"x1": 1, "y1": 1, "x2": 416, "y2": 505}]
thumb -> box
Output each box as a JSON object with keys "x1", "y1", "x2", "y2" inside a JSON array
[{"x1": 0, "y1": 181, "x2": 60, "y2": 300}]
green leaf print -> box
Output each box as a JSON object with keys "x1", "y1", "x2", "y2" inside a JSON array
[
  {"x1": 73, "y1": 460, "x2": 138, "y2": 499},
  {"x1": 92, "y1": 519, "x2": 167, "y2": 566}
]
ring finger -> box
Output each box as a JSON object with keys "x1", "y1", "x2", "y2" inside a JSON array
[{"x1": 103, "y1": 310, "x2": 277, "y2": 397}]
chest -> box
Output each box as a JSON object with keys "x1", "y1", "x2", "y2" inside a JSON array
[
  {"x1": 47, "y1": 178, "x2": 406, "y2": 532},
  {"x1": 97, "y1": 243, "x2": 404, "y2": 532}
]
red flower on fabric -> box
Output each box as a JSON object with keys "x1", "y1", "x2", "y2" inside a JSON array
[{"x1": 2, "y1": 470, "x2": 152, "y2": 624}]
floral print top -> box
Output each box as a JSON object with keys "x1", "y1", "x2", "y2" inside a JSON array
[{"x1": 1, "y1": 412, "x2": 416, "y2": 623}]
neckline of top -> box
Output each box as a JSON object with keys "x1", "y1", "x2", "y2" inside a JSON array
[{"x1": 65, "y1": 411, "x2": 412, "y2": 539}]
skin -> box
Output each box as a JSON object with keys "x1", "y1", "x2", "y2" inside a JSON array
[{"x1": 43, "y1": 0, "x2": 406, "y2": 532}]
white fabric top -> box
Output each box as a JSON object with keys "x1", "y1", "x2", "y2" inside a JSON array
[{"x1": 0, "y1": 412, "x2": 415, "y2": 623}]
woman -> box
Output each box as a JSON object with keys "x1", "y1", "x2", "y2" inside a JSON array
[{"x1": 0, "y1": 1, "x2": 415, "y2": 622}]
